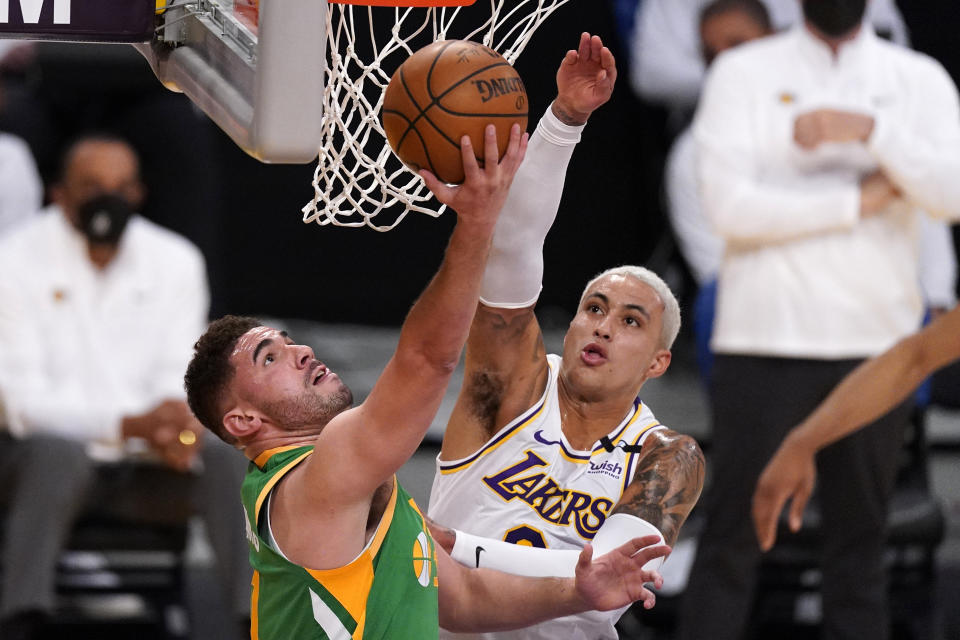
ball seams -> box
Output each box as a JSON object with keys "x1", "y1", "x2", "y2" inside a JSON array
[
  {"x1": 383, "y1": 39, "x2": 528, "y2": 182},
  {"x1": 396, "y1": 60, "x2": 525, "y2": 150}
]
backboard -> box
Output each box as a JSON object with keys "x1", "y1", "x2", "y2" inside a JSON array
[
  {"x1": 0, "y1": 0, "x2": 326, "y2": 163},
  {"x1": 139, "y1": 0, "x2": 326, "y2": 163}
]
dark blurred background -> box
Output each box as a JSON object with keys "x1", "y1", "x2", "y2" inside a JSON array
[
  {"x1": 1, "y1": 1, "x2": 956, "y2": 328},
  {"x1": 1, "y1": 2, "x2": 958, "y2": 639}
]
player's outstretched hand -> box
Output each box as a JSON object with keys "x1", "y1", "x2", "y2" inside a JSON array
[
  {"x1": 752, "y1": 435, "x2": 817, "y2": 552},
  {"x1": 421, "y1": 122, "x2": 528, "y2": 229},
  {"x1": 553, "y1": 32, "x2": 617, "y2": 126},
  {"x1": 573, "y1": 535, "x2": 670, "y2": 612}
]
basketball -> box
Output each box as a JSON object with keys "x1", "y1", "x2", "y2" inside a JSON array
[{"x1": 382, "y1": 39, "x2": 529, "y2": 184}]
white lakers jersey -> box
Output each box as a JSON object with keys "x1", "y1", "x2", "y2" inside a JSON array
[{"x1": 429, "y1": 354, "x2": 666, "y2": 640}]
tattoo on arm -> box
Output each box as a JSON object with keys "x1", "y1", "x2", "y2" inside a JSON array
[
  {"x1": 611, "y1": 432, "x2": 705, "y2": 546},
  {"x1": 551, "y1": 103, "x2": 587, "y2": 126}
]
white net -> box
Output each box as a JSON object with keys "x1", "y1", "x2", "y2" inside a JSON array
[{"x1": 302, "y1": 0, "x2": 572, "y2": 231}]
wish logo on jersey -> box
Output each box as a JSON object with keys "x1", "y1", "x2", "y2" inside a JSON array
[
  {"x1": 482, "y1": 450, "x2": 614, "y2": 540},
  {"x1": 588, "y1": 460, "x2": 623, "y2": 479}
]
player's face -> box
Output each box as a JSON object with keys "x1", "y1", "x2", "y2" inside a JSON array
[
  {"x1": 561, "y1": 275, "x2": 671, "y2": 401},
  {"x1": 228, "y1": 326, "x2": 353, "y2": 431},
  {"x1": 700, "y1": 10, "x2": 771, "y2": 65}
]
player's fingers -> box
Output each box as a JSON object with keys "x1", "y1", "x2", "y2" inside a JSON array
[
  {"x1": 577, "y1": 542, "x2": 594, "y2": 569},
  {"x1": 419, "y1": 169, "x2": 454, "y2": 202},
  {"x1": 480, "y1": 125, "x2": 500, "y2": 175},
  {"x1": 512, "y1": 131, "x2": 529, "y2": 175},
  {"x1": 752, "y1": 482, "x2": 785, "y2": 552},
  {"x1": 789, "y1": 482, "x2": 813, "y2": 534},
  {"x1": 632, "y1": 544, "x2": 671, "y2": 567},
  {"x1": 600, "y1": 46, "x2": 617, "y2": 84},
  {"x1": 644, "y1": 570, "x2": 665, "y2": 591},
  {"x1": 499, "y1": 125, "x2": 526, "y2": 173},
  {"x1": 459, "y1": 133, "x2": 483, "y2": 183},
  {"x1": 577, "y1": 32, "x2": 591, "y2": 61},
  {"x1": 563, "y1": 49, "x2": 578, "y2": 67},
  {"x1": 641, "y1": 588, "x2": 657, "y2": 610},
  {"x1": 618, "y1": 534, "x2": 663, "y2": 556},
  {"x1": 590, "y1": 35, "x2": 603, "y2": 63}
]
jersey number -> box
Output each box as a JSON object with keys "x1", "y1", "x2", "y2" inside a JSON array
[{"x1": 504, "y1": 525, "x2": 548, "y2": 549}]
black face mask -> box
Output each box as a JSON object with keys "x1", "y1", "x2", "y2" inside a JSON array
[
  {"x1": 802, "y1": 0, "x2": 867, "y2": 38},
  {"x1": 75, "y1": 194, "x2": 134, "y2": 245}
]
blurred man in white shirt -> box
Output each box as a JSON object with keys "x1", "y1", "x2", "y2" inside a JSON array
[
  {"x1": 678, "y1": 1, "x2": 960, "y2": 638},
  {"x1": 0, "y1": 134, "x2": 249, "y2": 639}
]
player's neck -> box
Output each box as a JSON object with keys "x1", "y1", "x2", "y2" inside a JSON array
[
  {"x1": 556, "y1": 382, "x2": 637, "y2": 450},
  {"x1": 245, "y1": 431, "x2": 323, "y2": 462}
]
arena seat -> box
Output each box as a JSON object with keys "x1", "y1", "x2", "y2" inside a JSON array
[{"x1": 0, "y1": 469, "x2": 193, "y2": 639}]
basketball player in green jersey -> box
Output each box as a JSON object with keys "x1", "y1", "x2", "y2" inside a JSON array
[{"x1": 184, "y1": 36, "x2": 670, "y2": 640}]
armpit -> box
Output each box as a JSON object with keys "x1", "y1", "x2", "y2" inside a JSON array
[{"x1": 466, "y1": 369, "x2": 506, "y2": 438}]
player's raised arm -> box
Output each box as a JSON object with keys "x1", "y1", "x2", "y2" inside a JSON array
[
  {"x1": 309, "y1": 123, "x2": 528, "y2": 502},
  {"x1": 442, "y1": 33, "x2": 618, "y2": 459}
]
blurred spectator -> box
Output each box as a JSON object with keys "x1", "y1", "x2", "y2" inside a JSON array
[
  {"x1": 663, "y1": 0, "x2": 773, "y2": 382},
  {"x1": 0, "y1": 135, "x2": 248, "y2": 639},
  {"x1": 0, "y1": 129, "x2": 42, "y2": 236},
  {"x1": 664, "y1": 1, "x2": 958, "y2": 386},
  {"x1": 0, "y1": 44, "x2": 42, "y2": 236},
  {"x1": 629, "y1": 0, "x2": 909, "y2": 122},
  {"x1": 678, "y1": 1, "x2": 960, "y2": 639}
]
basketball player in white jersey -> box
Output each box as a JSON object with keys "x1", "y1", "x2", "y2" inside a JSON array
[{"x1": 427, "y1": 33, "x2": 705, "y2": 640}]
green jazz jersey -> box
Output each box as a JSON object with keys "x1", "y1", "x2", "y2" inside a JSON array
[{"x1": 241, "y1": 445, "x2": 439, "y2": 640}]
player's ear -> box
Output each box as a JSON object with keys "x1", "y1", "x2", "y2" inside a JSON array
[
  {"x1": 223, "y1": 406, "x2": 264, "y2": 440},
  {"x1": 645, "y1": 349, "x2": 672, "y2": 380}
]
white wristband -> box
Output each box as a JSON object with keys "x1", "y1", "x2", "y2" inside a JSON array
[
  {"x1": 450, "y1": 529, "x2": 580, "y2": 577},
  {"x1": 448, "y1": 514, "x2": 666, "y2": 577},
  {"x1": 591, "y1": 513, "x2": 666, "y2": 573}
]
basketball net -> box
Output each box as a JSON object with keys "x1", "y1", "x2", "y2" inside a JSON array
[{"x1": 302, "y1": 0, "x2": 571, "y2": 231}]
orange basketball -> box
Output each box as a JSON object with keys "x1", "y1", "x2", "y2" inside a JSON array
[{"x1": 382, "y1": 39, "x2": 529, "y2": 184}]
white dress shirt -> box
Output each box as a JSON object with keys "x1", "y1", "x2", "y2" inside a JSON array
[
  {"x1": 630, "y1": 0, "x2": 909, "y2": 112},
  {"x1": 0, "y1": 207, "x2": 209, "y2": 458},
  {"x1": 694, "y1": 25, "x2": 960, "y2": 359},
  {"x1": 666, "y1": 126, "x2": 958, "y2": 303},
  {"x1": 665, "y1": 127, "x2": 724, "y2": 285},
  {"x1": 0, "y1": 133, "x2": 42, "y2": 237}
]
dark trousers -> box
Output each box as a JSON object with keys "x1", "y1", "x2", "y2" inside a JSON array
[
  {"x1": 678, "y1": 355, "x2": 912, "y2": 640},
  {"x1": 0, "y1": 433, "x2": 251, "y2": 620}
]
